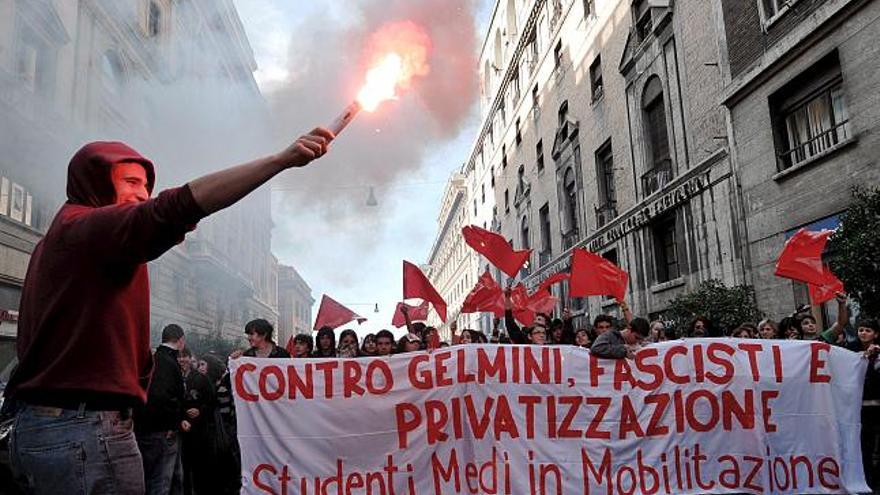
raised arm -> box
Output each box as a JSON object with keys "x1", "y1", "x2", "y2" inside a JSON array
[{"x1": 189, "y1": 128, "x2": 334, "y2": 214}]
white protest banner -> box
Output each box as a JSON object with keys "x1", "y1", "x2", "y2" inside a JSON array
[{"x1": 231, "y1": 340, "x2": 869, "y2": 495}]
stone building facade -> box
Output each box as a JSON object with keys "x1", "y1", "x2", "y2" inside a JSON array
[
  {"x1": 277, "y1": 264, "x2": 315, "y2": 347},
  {"x1": 425, "y1": 173, "x2": 481, "y2": 339},
  {"x1": 442, "y1": 0, "x2": 747, "y2": 332},
  {"x1": 717, "y1": 0, "x2": 880, "y2": 324}
]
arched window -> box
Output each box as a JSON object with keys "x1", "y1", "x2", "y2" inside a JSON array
[
  {"x1": 483, "y1": 60, "x2": 492, "y2": 98},
  {"x1": 506, "y1": 0, "x2": 518, "y2": 36},
  {"x1": 642, "y1": 76, "x2": 670, "y2": 171},
  {"x1": 521, "y1": 216, "x2": 530, "y2": 250},
  {"x1": 517, "y1": 164, "x2": 525, "y2": 192},
  {"x1": 563, "y1": 167, "x2": 578, "y2": 234},
  {"x1": 494, "y1": 30, "x2": 503, "y2": 68},
  {"x1": 558, "y1": 100, "x2": 569, "y2": 126}
]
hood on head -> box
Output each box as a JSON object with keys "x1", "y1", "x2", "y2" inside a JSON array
[{"x1": 67, "y1": 141, "x2": 155, "y2": 207}]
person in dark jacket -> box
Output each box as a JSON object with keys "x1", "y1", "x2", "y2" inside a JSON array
[
  {"x1": 241, "y1": 319, "x2": 291, "y2": 358},
  {"x1": 591, "y1": 317, "x2": 650, "y2": 359},
  {"x1": 179, "y1": 348, "x2": 213, "y2": 495},
  {"x1": 313, "y1": 326, "x2": 337, "y2": 358},
  {"x1": 136, "y1": 324, "x2": 188, "y2": 494},
  {"x1": 848, "y1": 318, "x2": 880, "y2": 491},
  {"x1": 7, "y1": 131, "x2": 332, "y2": 493},
  {"x1": 291, "y1": 334, "x2": 315, "y2": 358}
]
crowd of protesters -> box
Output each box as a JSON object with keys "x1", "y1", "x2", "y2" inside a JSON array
[{"x1": 4, "y1": 137, "x2": 879, "y2": 494}]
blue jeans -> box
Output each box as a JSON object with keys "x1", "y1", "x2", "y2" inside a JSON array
[
  {"x1": 136, "y1": 430, "x2": 181, "y2": 495},
  {"x1": 9, "y1": 404, "x2": 144, "y2": 495}
]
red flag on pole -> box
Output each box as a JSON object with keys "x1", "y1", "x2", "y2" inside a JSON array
[
  {"x1": 775, "y1": 229, "x2": 833, "y2": 286},
  {"x1": 462, "y1": 225, "x2": 531, "y2": 278},
  {"x1": 570, "y1": 248, "x2": 629, "y2": 301},
  {"x1": 391, "y1": 300, "x2": 430, "y2": 328},
  {"x1": 808, "y1": 265, "x2": 845, "y2": 305},
  {"x1": 313, "y1": 295, "x2": 367, "y2": 330},
  {"x1": 527, "y1": 289, "x2": 559, "y2": 316},
  {"x1": 509, "y1": 283, "x2": 535, "y2": 326},
  {"x1": 403, "y1": 260, "x2": 447, "y2": 322},
  {"x1": 461, "y1": 270, "x2": 505, "y2": 317},
  {"x1": 537, "y1": 272, "x2": 570, "y2": 293},
  {"x1": 285, "y1": 335, "x2": 296, "y2": 356}
]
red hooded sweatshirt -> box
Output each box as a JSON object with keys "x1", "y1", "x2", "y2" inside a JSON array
[{"x1": 7, "y1": 141, "x2": 206, "y2": 408}]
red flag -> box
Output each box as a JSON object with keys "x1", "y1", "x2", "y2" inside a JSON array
[
  {"x1": 570, "y1": 248, "x2": 629, "y2": 301},
  {"x1": 403, "y1": 261, "x2": 447, "y2": 322},
  {"x1": 527, "y1": 289, "x2": 559, "y2": 316},
  {"x1": 313, "y1": 295, "x2": 367, "y2": 330},
  {"x1": 538, "y1": 272, "x2": 570, "y2": 293},
  {"x1": 461, "y1": 270, "x2": 505, "y2": 316},
  {"x1": 391, "y1": 300, "x2": 430, "y2": 328},
  {"x1": 775, "y1": 229, "x2": 833, "y2": 286},
  {"x1": 462, "y1": 225, "x2": 531, "y2": 278},
  {"x1": 808, "y1": 265, "x2": 845, "y2": 305},
  {"x1": 509, "y1": 283, "x2": 535, "y2": 326}
]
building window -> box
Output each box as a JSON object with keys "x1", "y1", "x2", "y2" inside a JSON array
[
  {"x1": 595, "y1": 139, "x2": 616, "y2": 227},
  {"x1": 0, "y1": 178, "x2": 8, "y2": 217},
  {"x1": 148, "y1": 1, "x2": 162, "y2": 37},
  {"x1": 512, "y1": 70, "x2": 520, "y2": 102},
  {"x1": 758, "y1": 0, "x2": 801, "y2": 24},
  {"x1": 539, "y1": 203, "x2": 551, "y2": 259},
  {"x1": 562, "y1": 168, "x2": 579, "y2": 235},
  {"x1": 554, "y1": 41, "x2": 563, "y2": 71},
  {"x1": 634, "y1": 0, "x2": 653, "y2": 42},
  {"x1": 481, "y1": 184, "x2": 485, "y2": 203},
  {"x1": 589, "y1": 55, "x2": 604, "y2": 102},
  {"x1": 536, "y1": 139, "x2": 544, "y2": 172},
  {"x1": 502, "y1": 144, "x2": 508, "y2": 169},
  {"x1": 504, "y1": 189, "x2": 510, "y2": 213},
  {"x1": 500, "y1": 100, "x2": 507, "y2": 126},
  {"x1": 473, "y1": 199, "x2": 477, "y2": 216},
  {"x1": 515, "y1": 118, "x2": 522, "y2": 146},
  {"x1": 642, "y1": 77, "x2": 672, "y2": 196},
  {"x1": 491, "y1": 170, "x2": 495, "y2": 188},
  {"x1": 558, "y1": 100, "x2": 569, "y2": 126},
  {"x1": 771, "y1": 52, "x2": 849, "y2": 171},
  {"x1": 531, "y1": 84, "x2": 540, "y2": 120},
  {"x1": 517, "y1": 165, "x2": 526, "y2": 196},
  {"x1": 521, "y1": 216, "x2": 530, "y2": 250},
  {"x1": 506, "y1": 0, "x2": 518, "y2": 36},
  {"x1": 584, "y1": 0, "x2": 592, "y2": 18},
  {"x1": 652, "y1": 215, "x2": 680, "y2": 284}
]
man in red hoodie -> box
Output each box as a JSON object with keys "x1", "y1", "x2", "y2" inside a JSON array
[{"x1": 6, "y1": 128, "x2": 333, "y2": 494}]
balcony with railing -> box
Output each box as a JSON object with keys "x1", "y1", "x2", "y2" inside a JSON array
[
  {"x1": 188, "y1": 238, "x2": 254, "y2": 293},
  {"x1": 641, "y1": 159, "x2": 673, "y2": 197},
  {"x1": 595, "y1": 202, "x2": 618, "y2": 228},
  {"x1": 779, "y1": 120, "x2": 850, "y2": 170}
]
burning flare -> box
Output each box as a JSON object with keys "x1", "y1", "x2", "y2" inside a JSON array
[
  {"x1": 356, "y1": 21, "x2": 431, "y2": 112},
  {"x1": 328, "y1": 21, "x2": 431, "y2": 136}
]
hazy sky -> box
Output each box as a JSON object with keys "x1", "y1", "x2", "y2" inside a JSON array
[{"x1": 233, "y1": 0, "x2": 496, "y2": 336}]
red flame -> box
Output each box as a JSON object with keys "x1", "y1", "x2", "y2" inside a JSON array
[{"x1": 356, "y1": 21, "x2": 431, "y2": 112}]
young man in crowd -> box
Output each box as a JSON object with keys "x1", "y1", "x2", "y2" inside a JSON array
[
  {"x1": 592, "y1": 315, "x2": 616, "y2": 336},
  {"x1": 291, "y1": 334, "x2": 314, "y2": 358},
  {"x1": 135, "y1": 324, "x2": 189, "y2": 494},
  {"x1": 7, "y1": 127, "x2": 333, "y2": 493},
  {"x1": 375, "y1": 330, "x2": 396, "y2": 356},
  {"x1": 591, "y1": 317, "x2": 651, "y2": 359}
]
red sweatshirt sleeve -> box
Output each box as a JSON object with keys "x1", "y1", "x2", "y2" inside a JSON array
[{"x1": 59, "y1": 185, "x2": 207, "y2": 264}]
